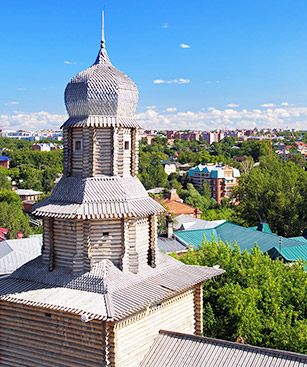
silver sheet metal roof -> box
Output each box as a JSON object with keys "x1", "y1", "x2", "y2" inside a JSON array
[
  {"x1": 0, "y1": 253, "x2": 223, "y2": 321},
  {"x1": 0, "y1": 236, "x2": 42, "y2": 276},
  {"x1": 157, "y1": 237, "x2": 187, "y2": 254},
  {"x1": 140, "y1": 331, "x2": 307, "y2": 367},
  {"x1": 34, "y1": 176, "x2": 164, "y2": 219}
]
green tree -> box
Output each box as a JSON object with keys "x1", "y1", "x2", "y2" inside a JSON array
[
  {"x1": 0, "y1": 168, "x2": 11, "y2": 190},
  {"x1": 236, "y1": 155, "x2": 307, "y2": 236},
  {"x1": 176, "y1": 240, "x2": 307, "y2": 354},
  {"x1": 0, "y1": 190, "x2": 31, "y2": 238}
]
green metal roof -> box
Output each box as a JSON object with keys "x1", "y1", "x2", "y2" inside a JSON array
[
  {"x1": 289, "y1": 236, "x2": 307, "y2": 244},
  {"x1": 269, "y1": 245, "x2": 307, "y2": 262},
  {"x1": 249, "y1": 223, "x2": 273, "y2": 234},
  {"x1": 175, "y1": 222, "x2": 307, "y2": 260},
  {"x1": 174, "y1": 229, "x2": 217, "y2": 249}
]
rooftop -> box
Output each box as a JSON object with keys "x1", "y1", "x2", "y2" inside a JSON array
[
  {"x1": 0, "y1": 235, "x2": 42, "y2": 276},
  {"x1": 0, "y1": 252, "x2": 223, "y2": 321},
  {"x1": 140, "y1": 330, "x2": 307, "y2": 367}
]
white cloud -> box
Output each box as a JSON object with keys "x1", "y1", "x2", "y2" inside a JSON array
[
  {"x1": 0, "y1": 111, "x2": 67, "y2": 130},
  {"x1": 17, "y1": 87, "x2": 26, "y2": 91},
  {"x1": 64, "y1": 60, "x2": 76, "y2": 65},
  {"x1": 136, "y1": 105, "x2": 307, "y2": 131},
  {"x1": 165, "y1": 107, "x2": 177, "y2": 113},
  {"x1": 5, "y1": 101, "x2": 19, "y2": 106},
  {"x1": 146, "y1": 105, "x2": 156, "y2": 110},
  {"x1": 261, "y1": 103, "x2": 276, "y2": 108},
  {"x1": 153, "y1": 78, "x2": 190, "y2": 85},
  {"x1": 180, "y1": 43, "x2": 191, "y2": 49},
  {"x1": 281, "y1": 102, "x2": 289, "y2": 107},
  {"x1": 226, "y1": 103, "x2": 239, "y2": 108},
  {"x1": 162, "y1": 23, "x2": 169, "y2": 29},
  {"x1": 2, "y1": 105, "x2": 307, "y2": 131}
]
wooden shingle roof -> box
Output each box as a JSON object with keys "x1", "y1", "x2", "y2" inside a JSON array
[
  {"x1": 34, "y1": 176, "x2": 164, "y2": 219},
  {"x1": 140, "y1": 331, "x2": 307, "y2": 367},
  {"x1": 0, "y1": 253, "x2": 223, "y2": 322}
]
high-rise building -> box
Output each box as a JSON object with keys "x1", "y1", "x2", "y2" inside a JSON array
[{"x1": 0, "y1": 12, "x2": 222, "y2": 367}]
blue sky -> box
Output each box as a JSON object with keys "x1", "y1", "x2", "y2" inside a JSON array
[{"x1": 1, "y1": 0, "x2": 307, "y2": 131}]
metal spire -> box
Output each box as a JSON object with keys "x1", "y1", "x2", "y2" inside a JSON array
[{"x1": 101, "y1": 10, "x2": 106, "y2": 49}]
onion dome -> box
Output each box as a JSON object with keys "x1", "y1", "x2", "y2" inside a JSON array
[{"x1": 63, "y1": 12, "x2": 139, "y2": 128}]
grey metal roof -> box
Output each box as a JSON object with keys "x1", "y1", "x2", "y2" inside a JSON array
[
  {"x1": 64, "y1": 41, "x2": 138, "y2": 123},
  {"x1": 157, "y1": 237, "x2": 187, "y2": 253},
  {"x1": 140, "y1": 331, "x2": 307, "y2": 367},
  {"x1": 0, "y1": 253, "x2": 223, "y2": 321},
  {"x1": 0, "y1": 236, "x2": 42, "y2": 276},
  {"x1": 174, "y1": 215, "x2": 226, "y2": 231},
  {"x1": 34, "y1": 176, "x2": 164, "y2": 219}
]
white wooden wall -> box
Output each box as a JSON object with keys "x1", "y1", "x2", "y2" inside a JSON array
[
  {"x1": 89, "y1": 220, "x2": 123, "y2": 268},
  {"x1": 94, "y1": 128, "x2": 113, "y2": 176},
  {"x1": 115, "y1": 290, "x2": 195, "y2": 367},
  {"x1": 0, "y1": 302, "x2": 105, "y2": 367},
  {"x1": 135, "y1": 218, "x2": 150, "y2": 271},
  {"x1": 71, "y1": 128, "x2": 83, "y2": 175},
  {"x1": 53, "y1": 220, "x2": 77, "y2": 268}
]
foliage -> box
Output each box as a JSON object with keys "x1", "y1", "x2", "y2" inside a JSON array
[
  {"x1": 176, "y1": 240, "x2": 307, "y2": 354},
  {"x1": 0, "y1": 168, "x2": 11, "y2": 190},
  {"x1": 0, "y1": 137, "x2": 63, "y2": 193},
  {"x1": 0, "y1": 190, "x2": 31, "y2": 238},
  {"x1": 235, "y1": 155, "x2": 307, "y2": 236}
]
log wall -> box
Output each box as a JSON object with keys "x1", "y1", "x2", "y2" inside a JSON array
[
  {"x1": 53, "y1": 219, "x2": 77, "y2": 268},
  {"x1": 71, "y1": 128, "x2": 83, "y2": 176},
  {"x1": 94, "y1": 128, "x2": 113, "y2": 176},
  {"x1": 89, "y1": 220, "x2": 124, "y2": 268},
  {"x1": 0, "y1": 302, "x2": 105, "y2": 367},
  {"x1": 115, "y1": 290, "x2": 195, "y2": 367}
]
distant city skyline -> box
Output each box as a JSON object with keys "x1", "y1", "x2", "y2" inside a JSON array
[{"x1": 1, "y1": 0, "x2": 307, "y2": 130}]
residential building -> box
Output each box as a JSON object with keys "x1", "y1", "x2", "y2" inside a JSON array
[
  {"x1": 158, "y1": 218, "x2": 307, "y2": 268},
  {"x1": 0, "y1": 156, "x2": 10, "y2": 169},
  {"x1": 32, "y1": 143, "x2": 58, "y2": 151},
  {"x1": 161, "y1": 159, "x2": 177, "y2": 175},
  {"x1": 188, "y1": 164, "x2": 240, "y2": 204},
  {"x1": 15, "y1": 189, "x2": 43, "y2": 202},
  {"x1": 204, "y1": 130, "x2": 225, "y2": 144},
  {"x1": 158, "y1": 189, "x2": 202, "y2": 217},
  {"x1": 0, "y1": 15, "x2": 222, "y2": 367}
]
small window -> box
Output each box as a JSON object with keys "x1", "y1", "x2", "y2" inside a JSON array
[
  {"x1": 74, "y1": 140, "x2": 82, "y2": 152},
  {"x1": 103, "y1": 232, "x2": 109, "y2": 237},
  {"x1": 124, "y1": 141, "x2": 130, "y2": 150}
]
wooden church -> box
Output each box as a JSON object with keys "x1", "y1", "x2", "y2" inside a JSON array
[{"x1": 0, "y1": 12, "x2": 223, "y2": 367}]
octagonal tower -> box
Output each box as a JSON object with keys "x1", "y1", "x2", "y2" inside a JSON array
[{"x1": 34, "y1": 13, "x2": 163, "y2": 274}]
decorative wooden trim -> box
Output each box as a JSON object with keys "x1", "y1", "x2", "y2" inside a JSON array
[
  {"x1": 194, "y1": 283, "x2": 203, "y2": 336},
  {"x1": 105, "y1": 321, "x2": 116, "y2": 367},
  {"x1": 48, "y1": 218, "x2": 55, "y2": 272}
]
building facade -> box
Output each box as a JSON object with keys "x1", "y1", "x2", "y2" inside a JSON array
[
  {"x1": 0, "y1": 13, "x2": 222, "y2": 367},
  {"x1": 188, "y1": 164, "x2": 240, "y2": 204}
]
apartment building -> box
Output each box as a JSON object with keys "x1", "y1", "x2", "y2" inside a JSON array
[{"x1": 188, "y1": 164, "x2": 240, "y2": 204}]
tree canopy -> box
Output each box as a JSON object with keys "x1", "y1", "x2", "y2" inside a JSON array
[
  {"x1": 236, "y1": 155, "x2": 307, "y2": 236},
  {"x1": 176, "y1": 240, "x2": 307, "y2": 354}
]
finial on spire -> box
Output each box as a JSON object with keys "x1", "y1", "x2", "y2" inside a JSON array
[{"x1": 101, "y1": 10, "x2": 106, "y2": 49}]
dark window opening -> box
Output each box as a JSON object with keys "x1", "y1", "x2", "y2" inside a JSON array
[
  {"x1": 74, "y1": 140, "x2": 82, "y2": 151},
  {"x1": 45, "y1": 313, "x2": 52, "y2": 318},
  {"x1": 124, "y1": 141, "x2": 130, "y2": 150},
  {"x1": 103, "y1": 232, "x2": 110, "y2": 237}
]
